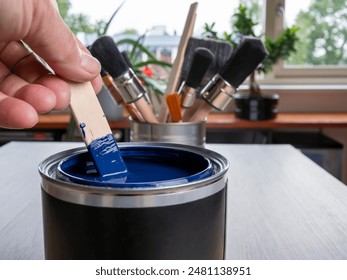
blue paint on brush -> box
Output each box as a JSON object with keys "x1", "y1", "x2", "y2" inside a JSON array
[
  {"x1": 79, "y1": 122, "x2": 86, "y2": 138},
  {"x1": 87, "y1": 133, "x2": 128, "y2": 177}
]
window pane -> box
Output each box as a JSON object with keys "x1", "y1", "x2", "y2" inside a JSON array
[{"x1": 285, "y1": 0, "x2": 347, "y2": 67}]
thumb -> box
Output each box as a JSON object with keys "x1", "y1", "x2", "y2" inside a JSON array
[{"x1": 22, "y1": 0, "x2": 101, "y2": 82}]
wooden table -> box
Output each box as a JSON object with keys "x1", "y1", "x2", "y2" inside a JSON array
[{"x1": 1, "y1": 142, "x2": 347, "y2": 260}]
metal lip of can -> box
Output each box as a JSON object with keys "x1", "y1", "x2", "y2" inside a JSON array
[
  {"x1": 39, "y1": 142, "x2": 229, "y2": 208},
  {"x1": 130, "y1": 119, "x2": 206, "y2": 147}
]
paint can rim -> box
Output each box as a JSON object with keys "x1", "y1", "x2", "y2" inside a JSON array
[{"x1": 39, "y1": 143, "x2": 229, "y2": 207}]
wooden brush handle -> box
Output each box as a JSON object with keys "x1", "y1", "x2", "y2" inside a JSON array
[
  {"x1": 188, "y1": 101, "x2": 212, "y2": 122},
  {"x1": 125, "y1": 103, "x2": 145, "y2": 122},
  {"x1": 165, "y1": 3, "x2": 198, "y2": 95},
  {"x1": 69, "y1": 81, "x2": 112, "y2": 145},
  {"x1": 158, "y1": 2, "x2": 198, "y2": 122},
  {"x1": 102, "y1": 75, "x2": 124, "y2": 105},
  {"x1": 134, "y1": 98, "x2": 159, "y2": 123},
  {"x1": 166, "y1": 92, "x2": 182, "y2": 122}
]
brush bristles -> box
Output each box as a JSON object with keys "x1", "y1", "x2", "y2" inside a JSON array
[
  {"x1": 185, "y1": 47, "x2": 215, "y2": 88},
  {"x1": 182, "y1": 38, "x2": 233, "y2": 85},
  {"x1": 220, "y1": 36, "x2": 268, "y2": 88},
  {"x1": 90, "y1": 36, "x2": 129, "y2": 78},
  {"x1": 121, "y1": 51, "x2": 132, "y2": 67}
]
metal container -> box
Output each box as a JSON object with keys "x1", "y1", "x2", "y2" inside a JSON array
[
  {"x1": 39, "y1": 143, "x2": 228, "y2": 260},
  {"x1": 234, "y1": 93, "x2": 279, "y2": 120},
  {"x1": 130, "y1": 120, "x2": 206, "y2": 147}
]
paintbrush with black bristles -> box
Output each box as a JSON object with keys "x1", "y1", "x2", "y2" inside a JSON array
[
  {"x1": 181, "y1": 37, "x2": 233, "y2": 87},
  {"x1": 188, "y1": 36, "x2": 268, "y2": 122},
  {"x1": 100, "y1": 67, "x2": 145, "y2": 122},
  {"x1": 178, "y1": 47, "x2": 215, "y2": 120},
  {"x1": 90, "y1": 35, "x2": 158, "y2": 123}
]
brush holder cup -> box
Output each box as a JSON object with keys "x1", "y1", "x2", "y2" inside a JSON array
[
  {"x1": 130, "y1": 119, "x2": 206, "y2": 147},
  {"x1": 39, "y1": 143, "x2": 229, "y2": 260}
]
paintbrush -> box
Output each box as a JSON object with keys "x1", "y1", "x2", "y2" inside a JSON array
[
  {"x1": 121, "y1": 51, "x2": 132, "y2": 69},
  {"x1": 157, "y1": 2, "x2": 198, "y2": 122},
  {"x1": 100, "y1": 68, "x2": 145, "y2": 122},
  {"x1": 181, "y1": 38, "x2": 233, "y2": 87},
  {"x1": 180, "y1": 37, "x2": 233, "y2": 121},
  {"x1": 178, "y1": 47, "x2": 215, "y2": 120},
  {"x1": 100, "y1": 68, "x2": 123, "y2": 105},
  {"x1": 69, "y1": 81, "x2": 127, "y2": 177},
  {"x1": 166, "y1": 92, "x2": 182, "y2": 122},
  {"x1": 189, "y1": 36, "x2": 268, "y2": 122},
  {"x1": 121, "y1": 50, "x2": 154, "y2": 112},
  {"x1": 90, "y1": 36, "x2": 158, "y2": 123}
]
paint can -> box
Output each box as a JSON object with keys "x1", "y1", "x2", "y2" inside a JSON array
[
  {"x1": 130, "y1": 119, "x2": 206, "y2": 146},
  {"x1": 39, "y1": 143, "x2": 228, "y2": 260}
]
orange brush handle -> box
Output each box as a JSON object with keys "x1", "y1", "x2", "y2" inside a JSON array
[{"x1": 166, "y1": 92, "x2": 182, "y2": 122}]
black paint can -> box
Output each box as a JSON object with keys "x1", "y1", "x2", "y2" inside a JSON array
[{"x1": 39, "y1": 143, "x2": 229, "y2": 260}]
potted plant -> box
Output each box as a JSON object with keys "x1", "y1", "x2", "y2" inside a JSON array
[{"x1": 203, "y1": 4, "x2": 299, "y2": 120}]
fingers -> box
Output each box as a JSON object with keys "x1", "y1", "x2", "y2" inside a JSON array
[
  {"x1": 22, "y1": 1, "x2": 101, "y2": 82},
  {"x1": 0, "y1": 63, "x2": 67, "y2": 113},
  {"x1": 0, "y1": 76, "x2": 103, "y2": 129},
  {"x1": 0, "y1": 16, "x2": 103, "y2": 95},
  {"x1": 0, "y1": 92, "x2": 38, "y2": 129},
  {"x1": 0, "y1": 41, "x2": 102, "y2": 113},
  {"x1": 1, "y1": 47, "x2": 51, "y2": 84},
  {"x1": 35, "y1": 75, "x2": 70, "y2": 110},
  {"x1": 0, "y1": 41, "x2": 33, "y2": 71},
  {"x1": 0, "y1": 0, "x2": 104, "y2": 129},
  {"x1": 13, "y1": 84, "x2": 57, "y2": 114},
  {"x1": 0, "y1": 0, "x2": 101, "y2": 83}
]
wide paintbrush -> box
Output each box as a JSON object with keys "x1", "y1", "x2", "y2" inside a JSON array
[
  {"x1": 69, "y1": 81, "x2": 127, "y2": 177},
  {"x1": 90, "y1": 36, "x2": 158, "y2": 123},
  {"x1": 178, "y1": 47, "x2": 215, "y2": 120},
  {"x1": 181, "y1": 37, "x2": 233, "y2": 87},
  {"x1": 100, "y1": 68, "x2": 145, "y2": 122},
  {"x1": 180, "y1": 37, "x2": 233, "y2": 121},
  {"x1": 189, "y1": 37, "x2": 268, "y2": 122}
]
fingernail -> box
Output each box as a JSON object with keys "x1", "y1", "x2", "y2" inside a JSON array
[{"x1": 81, "y1": 53, "x2": 101, "y2": 74}]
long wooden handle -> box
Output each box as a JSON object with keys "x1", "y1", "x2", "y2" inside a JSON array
[
  {"x1": 165, "y1": 2, "x2": 198, "y2": 95},
  {"x1": 69, "y1": 81, "x2": 112, "y2": 145},
  {"x1": 158, "y1": 2, "x2": 198, "y2": 122}
]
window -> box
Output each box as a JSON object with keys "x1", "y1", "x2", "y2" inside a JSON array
[
  {"x1": 68, "y1": 0, "x2": 347, "y2": 86},
  {"x1": 264, "y1": 0, "x2": 347, "y2": 85}
]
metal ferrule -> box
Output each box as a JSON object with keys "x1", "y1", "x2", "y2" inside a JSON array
[
  {"x1": 201, "y1": 74, "x2": 237, "y2": 111},
  {"x1": 114, "y1": 68, "x2": 145, "y2": 103},
  {"x1": 178, "y1": 82, "x2": 197, "y2": 108}
]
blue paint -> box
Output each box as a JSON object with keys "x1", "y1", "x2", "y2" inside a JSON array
[
  {"x1": 58, "y1": 146, "x2": 213, "y2": 188},
  {"x1": 79, "y1": 123, "x2": 86, "y2": 138},
  {"x1": 87, "y1": 133, "x2": 127, "y2": 177}
]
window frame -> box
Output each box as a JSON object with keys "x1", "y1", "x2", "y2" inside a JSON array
[{"x1": 262, "y1": 0, "x2": 347, "y2": 86}]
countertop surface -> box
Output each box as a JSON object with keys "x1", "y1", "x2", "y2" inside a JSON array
[
  {"x1": 1, "y1": 141, "x2": 347, "y2": 260},
  {"x1": 31, "y1": 113, "x2": 347, "y2": 129}
]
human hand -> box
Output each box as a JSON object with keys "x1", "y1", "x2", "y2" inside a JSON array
[{"x1": 0, "y1": 0, "x2": 102, "y2": 129}]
